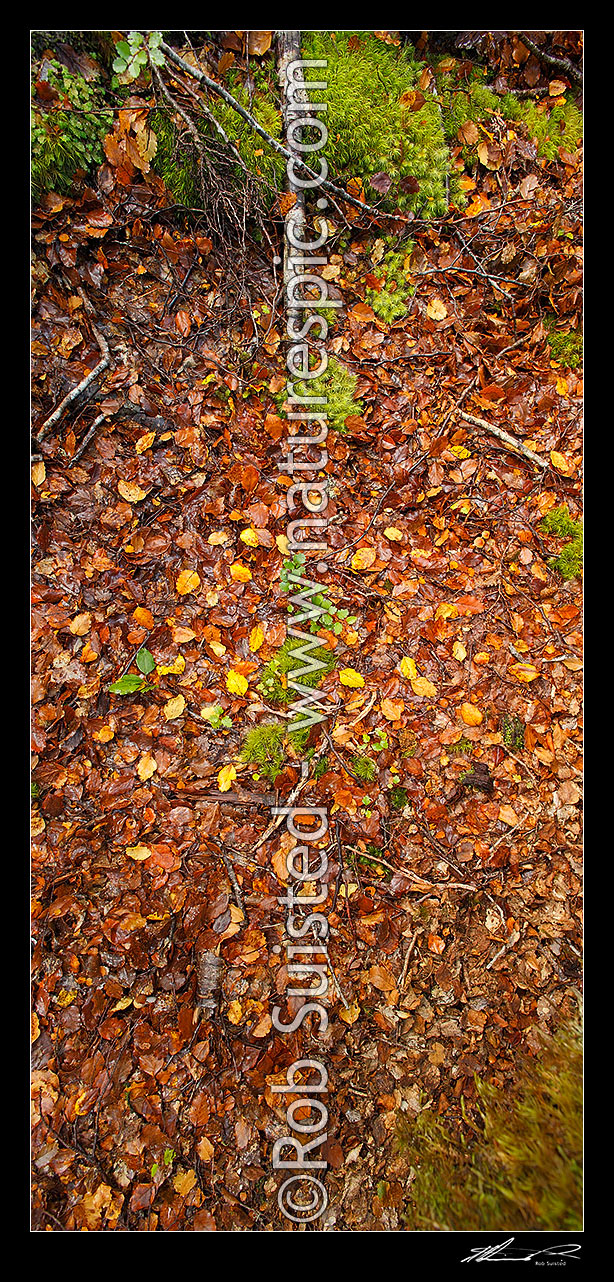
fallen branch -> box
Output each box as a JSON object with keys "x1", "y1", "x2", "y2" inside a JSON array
[
  {"x1": 36, "y1": 325, "x2": 110, "y2": 443},
  {"x1": 459, "y1": 410, "x2": 549, "y2": 469},
  {"x1": 515, "y1": 32, "x2": 582, "y2": 86}
]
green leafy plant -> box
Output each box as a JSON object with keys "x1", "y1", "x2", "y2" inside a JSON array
[
  {"x1": 112, "y1": 30, "x2": 165, "y2": 85},
  {"x1": 397, "y1": 1018, "x2": 582, "y2": 1231},
  {"x1": 31, "y1": 56, "x2": 112, "y2": 199},
  {"x1": 200, "y1": 704, "x2": 233, "y2": 730},
  {"x1": 389, "y1": 785, "x2": 408, "y2": 809},
  {"x1": 302, "y1": 32, "x2": 450, "y2": 218},
  {"x1": 108, "y1": 673, "x2": 151, "y2": 696},
  {"x1": 539, "y1": 506, "x2": 583, "y2": 580},
  {"x1": 367, "y1": 248, "x2": 415, "y2": 322}
]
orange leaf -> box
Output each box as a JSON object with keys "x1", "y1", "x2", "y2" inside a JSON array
[{"x1": 460, "y1": 702, "x2": 483, "y2": 726}]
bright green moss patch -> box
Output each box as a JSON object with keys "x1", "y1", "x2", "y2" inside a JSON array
[
  {"x1": 545, "y1": 319, "x2": 583, "y2": 370},
  {"x1": 257, "y1": 637, "x2": 335, "y2": 705},
  {"x1": 436, "y1": 59, "x2": 582, "y2": 166},
  {"x1": 539, "y1": 506, "x2": 583, "y2": 580},
  {"x1": 302, "y1": 31, "x2": 449, "y2": 218},
  {"x1": 239, "y1": 722, "x2": 287, "y2": 781},
  {"x1": 398, "y1": 1019, "x2": 582, "y2": 1231},
  {"x1": 367, "y1": 248, "x2": 415, "y2": 322},
  {"x1": 351, "y1": 755, "x2": 377, "y2": 782},
  {"x1": 284, "y1": 357, "x2": 363, "y2": 434}
]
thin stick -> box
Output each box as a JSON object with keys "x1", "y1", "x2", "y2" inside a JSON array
[
  {"x1": 36, "y1": 328, "x2": 110, "y2": 442},
  {"x1": 459, "y1": 410, "x2": 549, "y2": 470}
]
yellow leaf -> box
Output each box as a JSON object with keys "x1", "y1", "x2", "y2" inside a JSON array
[
  {"x1": 460, "y1": 702, "x2": 483, "y2": 726},
  {"x1": 133, "y1": 606, "x2": 154, "y2": 629},
  {"x1": 164, "y1": 694, "x2": 186, "y2": 720},
  {"x1": 427, "y1": 297, "x2": 447, "y2": 321},
  {"x1": 137, "y1": 753, "x2": 157, "y2": 782},
  {"x1": 135, "y1": 431, "x2": 156, "y2": 454},
  {"x1": 93, "y1": 725, "x2": 114, "y2": 743},
  {"x1": 351, "y1": 546, "x2": 376, "y2": 571},
  {"x1": 157, "y1": 655, "x2": 186, "y2": 676},
  {"x1": 226, "y1": 670, "x2": 249, "y2": 695},
  {"x1": 32, "y1": 461, "x2": 46, "y2": 487},
  {"x1": 498, "y1": 804, "x2": 519, "y2": 827},
  {"x1": 227, "y1": 1000, "x2": 243, "y2": 1025},
  {"x1": 209, "y1": 640, "x2": 226, "y2": 658},
  {"x1": 339, "y1": 1001, "x2": 361, "y2": 1026},
  {"x1": 339, "y1": 667, "x2": 364, "y2": 688},
  {"x1": 450, "y1": 444, "x2": 471, "y2": 459},
  {"x1": 173, "y1": 1169, "x2": 197, "y2": 1196},
  {"x1": 230, "y1": 562, "x2": 252, "y2": 582},
  {"x1": 249, "y1": 625, "x2": 264, "y2": 652},
  {"x1": 411, "y1": 676, "x2": 437, "y2": 698},
  {"x1": 217, "y1": 763, "x2": 237, "y2": 792},
  {"x1": 126, "y1": 844, "x2": 152, "y2": 861},
  {"x1": 276, "y1": 534, "x2": 290, "y2": 554},
  {"x1": 550, "y1": 450, "x2": 572, "y2": 474},
  {"x1": 509, "y1": 662, "x2": 540, "y2": 683},
  {"x1": 384, "y1": 527, "x2": 404, "y2": 541},
  {"x1": 118, "y1": 478, "x2": 148, "y2": 503},
  {"x1": 435, "y1": 602, "x2": 459, "y2": 621},
  {"x1": 453, "y1": 641, "x2": 467, "y2": 661},
  {"x1": 239, "y1": 527, "x2": 259, "y2": 547},
  {"x1": 399, "y1": 656, "x2": 417, "y2": 680},
  {"x1": 197, "y1": 1136, "x2": 214, "y2": 1161},
  {"x1": 555, "y1": 377, "x2": 568, "y2": 396},
  {"x1": 176, "y1": 569, "x2": 201, "y2": 595}
]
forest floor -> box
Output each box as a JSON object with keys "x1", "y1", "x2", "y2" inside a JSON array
[{"x1": 31, "y1": 34, "x2": 582, "y2": 1232}]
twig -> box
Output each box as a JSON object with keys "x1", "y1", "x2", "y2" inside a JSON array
[
  {"x1": 515, "y1": 32, "x2": 582, "y2": 85},
  {"x1": 36, "y1": 327, "x2": 110, "y2": 442},
  {"x1": 459, "y1": 410, "x2": 549, "y2": 470},
  {"x1": 399, "y1": 929, "x2": 421, "y2": 990}
]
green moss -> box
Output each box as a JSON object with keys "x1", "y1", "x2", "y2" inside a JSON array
[
  {"x1": 283, "y1": 357, "x2": 363, "y2": 434},
  {"x1": 447, "y1": 735, "x2": 474, "y2": 757},
  {"x1": 257, "y1": 636, "x2": 335, "y2": 705},
  {"x1": 31, "y1": 57, "x2": 112, "y2": 199},
  {"x1": 152, "y1": 71, "x2": 284, "y2": 208},
  {"x1": 539, "y1": 506, "x2": 583, "y2": 580},
  {"x1": 367, "y1": 248, "x2": 415, "y2": 322},
  {"x1": 545, "y1": 319, "x2": 583, "y2": 370},
  {"x1": 389, "y1": 785, "x2": 408, "y2": 809},
  {"x1": 302, "y1": 31, "x2": 449, "y2": 218},
  {"x1": 239, "y1": 722, "x2": 287, "y2": 781},
  {"x1": 398, "y1": 1019, "x2": 582, "y2": 1231},
  {"x1": 436, "y1": 59, "x2": 582, "y2": 170},
  {"x1": 351, "y1": 754, "x2": 377, "y2": 782},
  {"x1": 501, "y1": 715, "x2": 525, "y2": 752}
]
